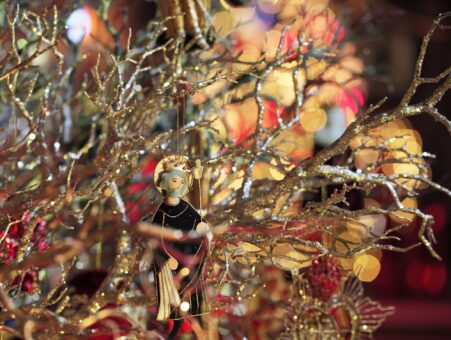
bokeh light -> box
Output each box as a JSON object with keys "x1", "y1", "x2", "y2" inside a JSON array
[
  {"x1": 424, "y1": 203, "x2": 447, "y2": 231},
  {"x1": 406, "y1": 261, "x2": 447, "y2": 296},
  {"x1": 180, "y1": 301, "x2": 191, "y2": 312},
  {"x1": 353, "y1": 254, "x2": 381, "y2": 282},
  {"x1": 66, "y1": 8, "x2": 92, "y2": 44},
  {"x1": 389, "y1": 197, "x2": 418, "y2": 224}
]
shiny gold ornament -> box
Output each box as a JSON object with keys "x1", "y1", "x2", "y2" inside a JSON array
[{"x1": 282, "y1": 275, "x2": 394, "y2": 340}]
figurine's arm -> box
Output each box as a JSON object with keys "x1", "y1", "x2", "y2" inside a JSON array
[
  {"x1": 136, "y1": 221, "x2": 208, "y2": 242},
  {"x1": 196, "y1": 221, "x2": 213, "y2": 242},
  {"x1": 196, "y1": 220, "x2": 213, "y2": 253}
]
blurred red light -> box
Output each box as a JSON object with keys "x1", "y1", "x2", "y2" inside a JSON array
[
  {"x1": 141, "y1": 159, "x2": 157, "y2": 177},
  {"x1": 406, "y1": 261, "x2": 423, "y2": 294},
  {"x1": 423, "y1": 264, "x2": 447, "y2": 296},
  {"x1": 335, "y1": 87, "x2": 364, "y2": 115},
  {"x1": 424, "y1": 203, "x2": 447, "y2": 231}
]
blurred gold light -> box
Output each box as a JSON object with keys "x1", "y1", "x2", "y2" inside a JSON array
[
  {"x1": 234, "y1": 17, "x2": 266, "y2": 47},
  {"x1": 180, "y1": 267, "x2": 190, "y2": 277},
  {"x1": 234, "y1": 80, "x2": 257, "y2": 100},
  {"x1": 353, "y1": 254, "x2": 381, "y2": 282},
  {"x1": 303, "y1": 96, "x2": 320, "y2": 110},
  {"x1": 354, "y1": 149, "x2": 379, "y2": 170},
  {"x1": 211, "y1": 170, "x2": 244, "y2": 206},
  {"x1": 382, "y1": 157, "x2": 420, "y2": 176},
  {"x1": 412, "y1": 159, "x2": 432, "y2": 189},
  {"x1": 387, "y1": 160, "x2": 425, "y2": 191},
  {"x1": 223, "y1": 99, "x2": 257, "y2": 142},
  {"x1": 351, "y1": 118, "x2": 426, "y2": 176},
  {"x1": 335, "y1": 68, "x2": 353, "y2": 83},
  {"x1": 349, "y1": 133, "x2": 364, "y2": 150},
  {"x1": 270, "y1": 127, "x2": 314, "y2": 160},
  {"x1": 229, "y1": 174, "x2": 245, "y2": 190},
  {"x1": 257, "y1": 0, "x2": 283, "y2": 14},
  {"x1": 317, "y1": 83, "x2": 340, "y2": 104},
  {"x1": 239, "y1": 98, "x2": 258, "y2": 120},
  {"x1": 306, "y1": 14, "x2": 332, "y2": 41},
  {"x1": 272, "y1": 243, "x2": 311, "y2": 270},
  {"x1": 234, "y1": 45, "x2": 262, "y2": 72},
  {"x1": 306, "y1": 58, "x2": 328, "y2": 80},
  {"x1": 213, "y1": 11, "x2": 234, "y2": 37},
  {"x1": 305, "y1": 0, "x2": 330, "y2": 15},
  {"x1": 300, "y1": 108, "x2": 327, "y2": 132},
  {"x1": 345, "y1": 107, "x2": 357, "y2": 121},
  {"x1": 278, "y1": 0, "x2": 306, "y2": 20},
  {"x1": 389, "y1": 197, "x2": 417, "y2": 224},
  {"x1": 381, "y1": 129, "x2": 422, "y2": 154},
  {"x1": 253, "y1": 162, "x2": 286, "y2": 181},
  {"x1": 261, "y1": 68, "x2": 298, "y2": 106},
  {"x1": 212, "y1": 188, "x2": 232, "y2": 205},
  {"x1": 103, "y1": 187, "x2": 113, "y2": 197},
  {"x1": 340, "y1": 56, "x2": 364, "y2": 74},
  {"x1": 274, "y1": 68, "x2": 293, "y2": 87},
  {"x1": 207, "y1": 113, "x2": 228, "y2": 142},
  {"x1": 239, "y1": 241, "x2": 263, "y2": 253},
  {"x1": 232, "y1": 8, "x2": 256, "y2": 28},
  {"x1": 336, "y1": 222, "x2": 365, "y2": 270}
]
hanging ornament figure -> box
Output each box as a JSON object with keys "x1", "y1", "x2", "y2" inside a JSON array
[{"x1": 149, "y1": 155, "x2": 212, "y2": 333}]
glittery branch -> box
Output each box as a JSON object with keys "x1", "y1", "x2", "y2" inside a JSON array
[{"x1": 0, "y1": 2, "x2": 449, "y2": 338}]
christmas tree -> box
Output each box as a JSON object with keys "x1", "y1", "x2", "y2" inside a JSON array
[{"x1": 0, "y1": 1, "x2": 449, "y2": 339}]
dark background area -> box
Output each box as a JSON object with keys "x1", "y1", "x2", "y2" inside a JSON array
[{"x1": 360, "y1": 0, "x2": 451, "y2": 338}]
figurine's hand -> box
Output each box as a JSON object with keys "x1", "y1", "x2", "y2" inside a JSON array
[
  {"x1": 168, "y1": 257, "x2": 178, "y2": 270},
  {"x1": 197, "y1": 221, "x2": 213, "y2": 254},
  {"x1": 139, "y1": 246, "x2": 152, "y2": 271},
  {"x1": 196, "y1": 222, "x2": 213, "y2": 242}
]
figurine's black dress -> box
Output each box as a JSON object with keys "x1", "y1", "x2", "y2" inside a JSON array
[{"x1": 151, "y1": 199, "x2": 207, "y2": 319}]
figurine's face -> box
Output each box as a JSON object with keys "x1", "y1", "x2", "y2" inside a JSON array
[
  {"x1": 159, "y1": 170, "x2": 189, "y2": 198},
  {"x1": 165, "y1": 174, "x2": 185, "y2": 197},
  {"x1": 168, "y1": 175, "x2": 185, "y2": 191}
]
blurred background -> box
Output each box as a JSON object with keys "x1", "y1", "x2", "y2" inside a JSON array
[
  {"x1": 364, "y1": 0, "x2": 451, "y2": 339},
  {"x1": 1, "y1": 0, "x2": 450, "y2": 338}
]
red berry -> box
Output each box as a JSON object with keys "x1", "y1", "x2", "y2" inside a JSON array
[{"x1": 305, "y1": 256, "x2": 341, "y2": 301}]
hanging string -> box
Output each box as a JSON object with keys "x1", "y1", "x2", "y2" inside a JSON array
[
  {"x1": 175, "y1": 83, "x2": 187, "y2": 155},
  {"x1": 176, "y1": 92, "x2": 180, "y2": 154},
  {"x1": 182, "y1": 91, "x2": 186, "y2": 153},
  {"x1": 176, "y1": 81, "x2": 207, "y2": 221},
  {"x1": 199, "y1": 178, "x2": 206, "y2": 222}
]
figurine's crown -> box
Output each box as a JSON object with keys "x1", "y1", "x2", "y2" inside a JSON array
[{"x1": 162, "y1": 157, "x2": 191, "y2": 173}]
